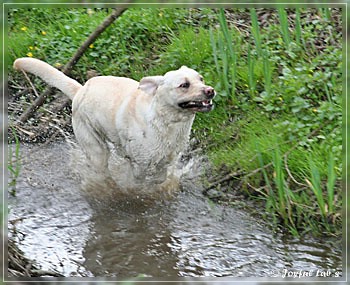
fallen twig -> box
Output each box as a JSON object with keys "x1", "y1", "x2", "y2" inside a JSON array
[
  {"x1": 203, "y1": 170, "x2": 244, "y2": 195},
  {"x1": 21, "y1": 70, "x2": 40, "y2": 98},
  {"x1": 284, "y1": 152, "x2": 307, "y2": 187}
]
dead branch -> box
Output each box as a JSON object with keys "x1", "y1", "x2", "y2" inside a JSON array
[
  {"x1": 16, "y1": 8, "x2": 128, "y2": 125},
  {"x1": 20, "y1": 70, "x2": 39, "y2": 98}
]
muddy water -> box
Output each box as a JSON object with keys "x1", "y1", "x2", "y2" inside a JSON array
[{"x1": 8, "y1": 142, "x2": 342, "y2": 279}]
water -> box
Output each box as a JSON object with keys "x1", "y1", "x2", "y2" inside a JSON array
[{"x1": 8, "y1": 142, "x2": 343, "y2": 279}]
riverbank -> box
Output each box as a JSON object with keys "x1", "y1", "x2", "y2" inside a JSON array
[
  {"x1": 7, "y1": 142, "x2": 343, "y2": 277},
  {"x1": 8, "y1": 7, "x2": 342, "y2": 237}
]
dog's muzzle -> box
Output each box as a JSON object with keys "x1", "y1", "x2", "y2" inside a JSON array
[{"x1": 178, "y1": 86, "x2": 216, "y2": 113}]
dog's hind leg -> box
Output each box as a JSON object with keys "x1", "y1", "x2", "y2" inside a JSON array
[{"x1": 72, "y1": 117, "x2": 110, "y2": 172}]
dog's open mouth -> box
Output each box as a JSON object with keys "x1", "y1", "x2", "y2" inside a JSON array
[{"x1": 178, "y1": 100, "x2": 213, "y2": 112}]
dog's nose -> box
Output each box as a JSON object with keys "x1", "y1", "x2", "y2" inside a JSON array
[{"x1": 204, "y1": 86, "x2": 215, "y2": 98}]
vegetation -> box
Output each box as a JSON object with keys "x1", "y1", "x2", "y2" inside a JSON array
[
  {"x1": 8, "y1": 128, "x2": 21, "y2": 197},
  {"x1": 8, "y1": 8, "x2": 343, "y2": 236}
]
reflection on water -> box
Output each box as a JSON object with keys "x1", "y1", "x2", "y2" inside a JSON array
[{"x1": 8, "y1": 142, "x2": 343, "y2": 279}]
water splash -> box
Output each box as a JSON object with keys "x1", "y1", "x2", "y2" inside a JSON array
[{"x1": 67, "y1": 138, "x2": 206, "y2": 205}]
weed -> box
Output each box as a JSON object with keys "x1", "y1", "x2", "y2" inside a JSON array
[
  {"x1": 277, "y1": 8, "x2": 291, "y2": 46},
  {"x1": 206, "y1": 8, "x2": 342, "y2": 235},
  {"x1": 247, "y1": 46, "x2": 257, "y2": 98},
  {"x1": 8, "y1": 128, "x2": 21, "y2": 196},
  {"x1": 326, "y1": 152, "x2": 336, "y2": 214},
  {"x1": 295, "y1": 8, "x2": 302, "y2": 45},
  {"x1": 209, "y1": 9, "x2": 239, "y2": 101},
  {"x1": 250, "y1": 8, "x2": 262, "y2": 57}
]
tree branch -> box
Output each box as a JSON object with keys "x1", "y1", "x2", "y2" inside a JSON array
[{"x1": 16, "y1": 8, "x2": 127, "y2": 125}]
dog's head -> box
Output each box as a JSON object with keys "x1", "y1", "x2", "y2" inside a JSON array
[{"x1": 139, "y1": 66, "x2": 216, "y2": 113}]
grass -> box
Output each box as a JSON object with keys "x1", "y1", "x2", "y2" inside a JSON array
[
  {"x1": 196, "y1": 8, "x2": 341, "y2": 236},
  {"x1": 8, "y1": 128, "x2": 21, "y2": 197},
  {"x1": 8, "y1": 8, "x2": 214, "y2": 81},
  {"x1": 8, "y1": 8, "x2": 342, "y2": 236},
  {"x1": 250, "y1": 8, "x2": 262, "y2": 57},
  {"x1": 277, "y1": 7, "x2": 291, "y2": 46}
]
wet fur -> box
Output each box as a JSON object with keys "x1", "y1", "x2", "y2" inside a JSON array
[{"x1": 14, "y1": 58, "x2": 215, "y2": 188}]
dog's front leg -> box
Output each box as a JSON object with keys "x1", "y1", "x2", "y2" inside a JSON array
[
  {"x1": 129, "y1": 159, "x2": 168, "y2": 185},
  {"x1": 129, "y1": 160, "x2": 147, "y2": 183}
]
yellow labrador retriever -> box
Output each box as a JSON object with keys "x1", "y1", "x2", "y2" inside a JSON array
[{"x1": 14, "y1": 58, "x2": 216, "y2": 185}]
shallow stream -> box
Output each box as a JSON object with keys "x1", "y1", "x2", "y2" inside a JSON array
[{"x1": 8, "y1": 142, "x2": 342, "y2": 279}]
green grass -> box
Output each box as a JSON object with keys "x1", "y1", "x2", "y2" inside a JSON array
[
  {"x1": 277, "y1": 7, "x2": 291, "y2": 46},
  {"x1": 196, "y1": 8, "x2": 341, "y2": 236},
  {"x1": 250, "y1": 8, "x2": 262, "y2": 57},
  {"x1": 8, "y1": 8, "x2": 342, "y2": 236},
  {"x1": 8, "y1": 128, "x2": 21, "y2": 197},
  {"x1": 8, "y1": 8, "x2": 213, "y2": 80}
]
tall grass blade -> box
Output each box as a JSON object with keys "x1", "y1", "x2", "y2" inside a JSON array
[
  {"x1": 230, "y1": 50, "x2": 237, "y2": 102},
  {"x1": 218, "y1": 34, "x2": 230, "y2": 97},
  {"x1": 272, "y1": 148, "x2": 288, "y2": 225},
  {"x1": 247, "y1": 46, "x2": 256, "y2": 97},
  {"x1": 320, "y1": 8, "x2": 331, "y2": 21},
  {"x1": 218, "y1": 8, "x2": 238, "y2": 101},
  {"x1": 262, "y1": 51, "x2": 272, "y2": 95},
  {"x1": 327, "y1": 152, "x2": 336, "y2": 214},
  {"x1": 8, "y1": 128, "x2": 21, "y2": 196},
  {"x1": 307, "y1": 159, "x2": 326, "y2": 218},
  {"x1": 324, "y1": 82, "x2": 333, "y2": 102},
  {"x1": 255, "y1": 143, "x2": 276, "y2": 215},
  {"x1": 295, "y1": 8, "x2": 302, "y2": 46},
  {"x1": 278, "y1": 8, "x2": 291, "y2": 46},
  {"x1": 209, "y1": 29, "x2": 221, "y2": 81},
  {"x1": 250, "y1": 8, "x2": 262, "y2": 57},
  {"x1": 210, "y1": 29, "x2": 229, "y2": 97},
  {"x1": 218, "y1": 9, "x2": 235, "y2": 59}
]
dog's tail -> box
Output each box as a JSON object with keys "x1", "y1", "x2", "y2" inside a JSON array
[{"x1": 13, "y1": 57, "x2": 82, "y2": 100}]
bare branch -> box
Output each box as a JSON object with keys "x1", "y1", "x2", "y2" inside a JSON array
[{"x1": 16, "y1": 8, "x2": 127, "y2": 125}]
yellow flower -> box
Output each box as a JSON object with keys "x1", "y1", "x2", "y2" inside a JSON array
[
  {"x1": 26, "y1": 52, "x2": 33, "y2": 57},
  {"x1": 29, "y1": 46, "x2": 34, "y2": 50},
  {"x1": 312, "y1": 108, "x2": 318, "y2": 113},
  {"x1": 87, "y1": 8, "x2": 94, "y2": 15},
  {"x1": 278, "y1": 97, "x2": 283, "y2": 101},
  {"x1": 54, "y1": 62, "x2": 62, "y2": 68},
  {"x1": 21, "y1": 27, "x2": 28, "y2": 31},
  {"x1": 89, "y1": 44, "x2": 94, "y2": 49},
  {"x1": 41, "y1": 31, "x2": 47, "y2": 36},
  {"x1": 159, "y1": 12, "x2": 163, "y2": 17}
]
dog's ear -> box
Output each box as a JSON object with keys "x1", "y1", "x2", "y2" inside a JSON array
[
  {"x1": 139, "y1": 76, "x2": 164, "y2": 96},
  {"x1": 180, "y1": 65, "x2": 190, "y2": 70}
]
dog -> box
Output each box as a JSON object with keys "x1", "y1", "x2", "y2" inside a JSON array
[{"x1": 13, "y1": 58, "x2": 216, "y2": 186}]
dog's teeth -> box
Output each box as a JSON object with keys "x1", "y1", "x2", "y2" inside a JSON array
[{"x1": 202, "y1": 100, "x2": 212, "y2": 106}]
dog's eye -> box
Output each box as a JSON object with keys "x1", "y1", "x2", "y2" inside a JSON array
[{"x1": 179, "y1": 82, "x2": 190, "y2": 88}]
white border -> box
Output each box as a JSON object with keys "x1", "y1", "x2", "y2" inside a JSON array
[{"x1": 2, "y1": 2, "x2": 348, "y2": 283}]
